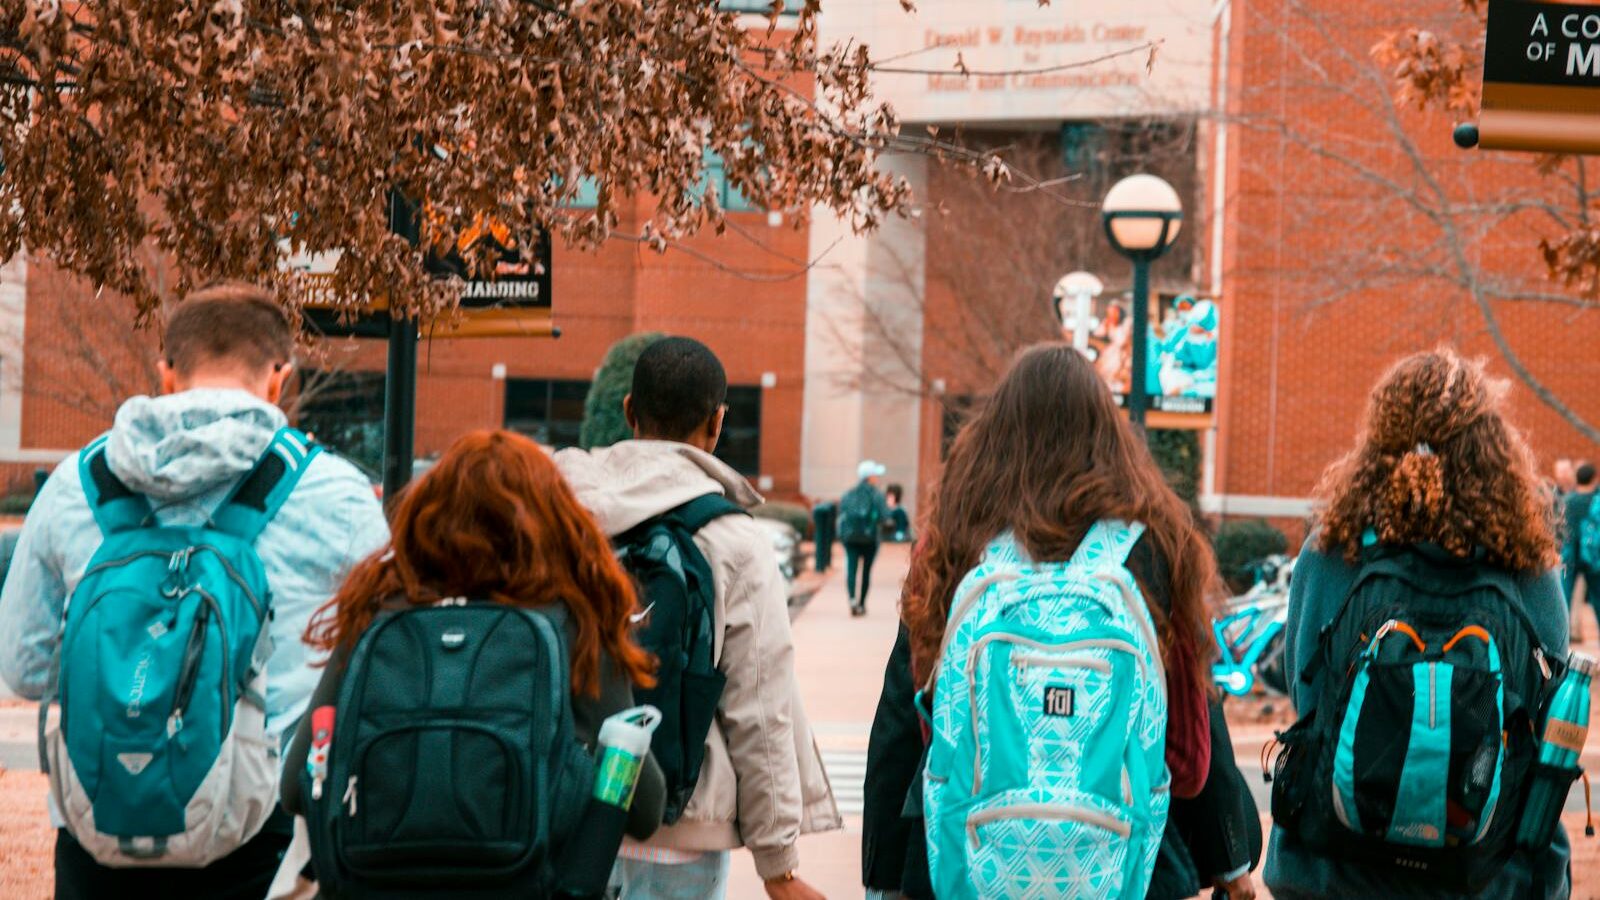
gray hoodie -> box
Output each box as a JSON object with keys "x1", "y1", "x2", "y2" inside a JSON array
[
  {"x1": 555, "y1": 440, "x2": 840, "y2": 880},
  {"x1": 0, "y1": 389, "x2": 389, "y2": 754}
]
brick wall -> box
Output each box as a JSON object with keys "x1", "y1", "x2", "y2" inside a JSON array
[
  {"x1": 14, "y1": 199, "x2": 813, "y2": 499},
  {"x1": 1214, "y1": 0, "x2": 1600, "y2": 508}
]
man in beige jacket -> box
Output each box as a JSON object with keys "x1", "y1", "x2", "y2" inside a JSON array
[{"x1": 556, "y1": 337, "x2": 839, "y2": 900}]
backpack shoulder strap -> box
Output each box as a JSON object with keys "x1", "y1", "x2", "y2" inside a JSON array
[
  {"x1": 212, "y1": 427, "x2": 322, "y2": 543},
  {"x1": 671, "y1": 492, "x2": 749, "y2": 534},
  {"x1": 78, "y1": 434, "x2": 153, "y2": 537},
  {"x1": 1066, "y1": 519, "x2": 1146, "y2": 573}
]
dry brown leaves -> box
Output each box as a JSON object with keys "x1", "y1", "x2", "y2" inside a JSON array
[{"x1": 0, "y1": 1, "x2": 915, "y2": 321}]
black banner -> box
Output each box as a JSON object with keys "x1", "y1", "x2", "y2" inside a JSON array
[{"x1": 1484, "y1": 0, "x2": 1600, "y2": 88}]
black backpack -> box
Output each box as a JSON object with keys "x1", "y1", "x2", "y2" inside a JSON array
[
  {"x1": 838, "y1": 483, "x2": 881, "y2": 544},
  {"x1": 614, "y1": 494, "x2": 746, "y2": 824},
  {"x1": 1268, "y1": 546, "x2": 1557, "y2": 893},
  {"x1": 303, "y1": 601, "x2": 594, "y2": 898}
]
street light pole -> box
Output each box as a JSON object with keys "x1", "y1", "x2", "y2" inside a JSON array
[
  {"x1": 1128, "y1": 258, "x2": 1151, "y2": 427},
  {"x1": 1100, "y1": 174, "x2": 1184, "y2": 435},
  {"x1": 383, "y1": 190, "x2": 420, "y2": 505}
]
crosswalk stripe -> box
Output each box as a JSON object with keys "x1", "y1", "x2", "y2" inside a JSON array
[{"x1": 822, "y1": 748, "x2": 869, "y2": 816}]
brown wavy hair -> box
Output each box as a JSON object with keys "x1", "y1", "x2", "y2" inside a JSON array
[
  {"x1": 1316, "y1": 349, "x2": 1557, "y2": 573},
  {"x1": 903, "y1": 343, "x2": 1218, "y2": 691},
  {"x1": 305, "y1": 429, "x2": 655, "y2": 695}
]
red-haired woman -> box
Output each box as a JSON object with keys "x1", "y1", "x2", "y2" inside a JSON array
[{"x1": 282, "y1": 430, "x2": 665, "y2": 886}]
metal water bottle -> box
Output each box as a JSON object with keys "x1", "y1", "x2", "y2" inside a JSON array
[{"x1": 1517, "y1": 653, "x2": 1593, "y2": 849}]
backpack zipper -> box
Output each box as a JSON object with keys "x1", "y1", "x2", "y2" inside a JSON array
[
  {"x1": 968, "y1": 635, "x2": 1144, "y2": 794},
  {"x1": 966, "y1": 801, "x2": 1131, "y2": 849},
  {"x1": 168, "y1": 588, "x2": 232, "y2": 738},
  {"x1": 343, "y1": 775, "x2": 359, "y2": 816}
]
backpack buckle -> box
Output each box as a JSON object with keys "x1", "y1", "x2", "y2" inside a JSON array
[{"x1": 161, "y1": 548, "x2": 195, "y2": 598}]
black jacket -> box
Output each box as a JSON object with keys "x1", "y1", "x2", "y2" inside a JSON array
[{"x1": 861, "y1": 540, "x2": 1261, "y2": 898}]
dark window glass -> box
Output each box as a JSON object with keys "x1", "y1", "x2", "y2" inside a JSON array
[
  {"x1": 940, "y1": 395, "x2": 979, "y2": 461},
  {"x1": 505, "y1": 378, "x2": 591, "y2": 450},
  {"x1": 296, "y1": 370, "x2": 386, "y2": 480},
  {"x1": 715, "y1": 386, "x2": 762, "y2": 476},
  {"x1": 719, "y1": 0, "x2": 801, "y2": 13}
]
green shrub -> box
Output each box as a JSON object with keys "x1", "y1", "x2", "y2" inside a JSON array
[
  {"x1": 1214, "y1": 518, "x2": 1290, "y2": 593},
  {"x1": 0, "y1": 492, "x2": 34, "y2": 515},
  {"x1": 752, "y1": 501, "x2": 813, "y2": 539},
  {"x1": 1149, "y1": 428, "x2": 1200, "y2": 508},
  {"x1": 579, "y1": 332, "x2": 664, "y2": 450}
]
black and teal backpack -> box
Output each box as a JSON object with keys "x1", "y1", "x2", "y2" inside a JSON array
[
  {"x1": 1269, "y1": 544, "x2": 1557, "y2": 892},
  {"x1": 613, "y1": 493, "x2": 745, "y2": 824}
]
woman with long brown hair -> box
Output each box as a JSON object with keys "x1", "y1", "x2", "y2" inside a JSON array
[
  {"x1": 862, "y1": 344, "x2": 1259, "y2": 900},
  {"x1": 1264, "y1": 350, "x2": 1570, "y2": 899},
  {"x1": 281, "y1": 430, "x2": 665, "y2": 890}
]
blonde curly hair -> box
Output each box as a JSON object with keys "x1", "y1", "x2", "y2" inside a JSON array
[{"x1": 1316, "y1": 349, "x2": 1558, "y2": 573}]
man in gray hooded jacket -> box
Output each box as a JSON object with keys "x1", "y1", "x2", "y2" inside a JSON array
[{"x1": 0, "y1": 282, "x2": 389, "y2": 899}]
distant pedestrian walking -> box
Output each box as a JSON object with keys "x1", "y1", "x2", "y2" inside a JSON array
[
  {"x1": 839, "y1": 461, "x2": 891, "y2": 616},
  {"x1": 1564, "y1": 461, "x2": 1598, "y2": 638}
]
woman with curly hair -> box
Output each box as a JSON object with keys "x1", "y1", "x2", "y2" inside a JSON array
[{"x1": 1264, "y1": 349, "x2": 1571, "y2": 899}]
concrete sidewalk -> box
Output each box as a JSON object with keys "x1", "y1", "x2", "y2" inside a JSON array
[{"x1": 724, "y1": 543, "x2": 909, "y2": 898}]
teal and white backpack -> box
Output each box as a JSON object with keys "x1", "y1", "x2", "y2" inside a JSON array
[
  {"x1": 39, "y1": 428, "x2": 317, "y2": 867},
  {"x1": 924, "y1": 521, "x2": 1169, "y2": 900}
]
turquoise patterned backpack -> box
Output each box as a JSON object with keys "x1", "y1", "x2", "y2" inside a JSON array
[{"x1": 923, "y1": 521, "x2": 1169, "y2": 900}]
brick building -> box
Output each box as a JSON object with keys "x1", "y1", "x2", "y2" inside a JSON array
[
  {"x1": 2, "y1": 0, "x2": 1596, "y2": 524},
  {"x1": 1210, "y1": 0, "x2": 1600, "y2": 541},
  {"x1": 0, "y1": 191, "x2": 810, "y2": 499}
]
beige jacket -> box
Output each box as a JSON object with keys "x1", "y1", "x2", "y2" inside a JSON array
[{"x1": 553, "y1": 441, "x2": 840, "y2": 880}]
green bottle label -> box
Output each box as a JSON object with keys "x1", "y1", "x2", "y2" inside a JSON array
[{"x1": 594, "y1": 746, "x2": 642, "y2": 808}]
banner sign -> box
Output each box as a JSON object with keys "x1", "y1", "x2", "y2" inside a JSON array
[
  {"x1": 1059, "y1": 291, "x2": 1218, "y2": 422},
  {"x1": 289, "y1": 222, "x2": 555, "y2": 339},
  {"x1": 1478, "y1": 0, "x2": 1600, "y2": 154}
]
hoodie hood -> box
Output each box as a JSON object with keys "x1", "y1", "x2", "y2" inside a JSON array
[
  {"x1": 104, "y1": 389, "x2": 287, "y2": 502},
  {"x1": 553, "y1": 440, "x2": 763, "y2": 536}
]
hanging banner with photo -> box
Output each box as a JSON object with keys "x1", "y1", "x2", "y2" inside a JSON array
[
  {"x1": 1058, "y1": 291, "x2": 1219, "y2": 422},
  {"x1": 1478, "y1": 0, "x2": 1600, "y2": 154}
]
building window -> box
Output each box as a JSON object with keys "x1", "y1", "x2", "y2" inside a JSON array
[
  {"x1": 505, "y1": 379, "x2": 591, "y2": 449},
  {"x1": 719, "y1": 0, "x2": 802, "y2": 14},
  {"x1": 565, "y1": 176, "x2": 601, "y2": 209},
  {"x1": 717, "y1": 386, "x2": 762, "y2": 476},
  {"x1": 700, "y1": 148, "x2": 761, "y2": 213},
  {"x1": 296, "y1": 370, "x2": 385, "y2": 480},
  {"x1": 940, "y1": 395, "x2": 979, "y2": 461}
]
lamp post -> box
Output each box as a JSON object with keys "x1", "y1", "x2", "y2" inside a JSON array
[
  {"x1": 1101, "y1": 174, "x2": 1183, "y2": 429},
  {"x1": 1053, "y1": 271, "x2": 1103, "y2": 355}
]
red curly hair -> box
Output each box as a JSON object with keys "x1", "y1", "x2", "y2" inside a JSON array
[
  {"x1": 1316, "y1": 349, "x2": 1558, "y2": 573},
  {"x1": 305, "y1": 429, "x2": 654, "y2": 695}
]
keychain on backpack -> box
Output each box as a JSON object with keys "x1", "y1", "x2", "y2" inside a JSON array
[{"x1": 307, "y1": 706, "x2": 335, "y2": 801}]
